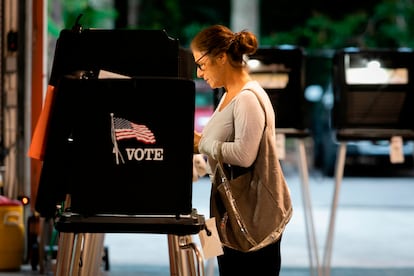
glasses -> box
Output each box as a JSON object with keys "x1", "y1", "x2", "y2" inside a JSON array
[{"x1": 195, "y1": 51, "x2": 209, "y2": 71}]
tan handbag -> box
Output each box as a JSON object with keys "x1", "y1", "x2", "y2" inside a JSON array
[
  {"x1": 210, "y1": 88, "x2": 293, "y2": 252},
  {"x1": 212, "y1": 157, "x2": 258, "y2": 252}
]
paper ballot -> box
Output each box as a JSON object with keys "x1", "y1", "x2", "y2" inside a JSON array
[
  {"x1": 199, "y1": 218, "x2": 224, "y2": 259},
  {"x1": 98, "y1": 69, "x2": 131, "y2": 79}
]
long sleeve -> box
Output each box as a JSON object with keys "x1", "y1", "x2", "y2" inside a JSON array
[{"x1": 199, "y1": 81, "x2": 266, "y2": 172}]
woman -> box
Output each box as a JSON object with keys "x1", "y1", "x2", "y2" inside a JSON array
[{"x1": 191, "y1": 25, "x2": 292, "y2": 275}]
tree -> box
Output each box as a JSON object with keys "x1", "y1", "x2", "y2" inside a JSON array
[
  {"x1": 261, "y1": 0, "x2": 414, "y2": 49},
  {"x1": 230, "y1": 0, "x2": 260, "y2": 39}
]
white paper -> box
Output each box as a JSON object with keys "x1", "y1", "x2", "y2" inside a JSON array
[
  {"x1": 390, "y1": 136, "x2": 404, "y2": 164},
  {"x1": 193, "y1": 154, "x2": 207, "y2": 182},
  {"x1": 98, "y1": 69, "x2": 131, "y2": 79},
  {"x1": 198, "y1": 218, "x2": 224, "y2": 259}
]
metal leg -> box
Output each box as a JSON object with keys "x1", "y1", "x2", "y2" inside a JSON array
[
  {"x1": 180, "y1": 236, "x2": 197, "y2": 276},
  {"x1": 92, "y1": 233, "x2": 106, "y2": 275},
  {"x1": 80, "y1": 233, "x2": 105, "y2": 276},
  {"x1": 168, "y1": 234, "x2": 205, "y2": 276},
  {"x1": 184, "y1": 242, "x2": 204, "y2": 276},
  {"x1": 179, "y1": 236, "x2": 205, "y2": 276},
  {"x1": 55, "y1": 232, "x2": 107, "y2": 276},
  {"x1": 296, "y1": 139, "x2": 322, "y2": 276},
  {"x1": 168, "y1": 234, "x2": 182, "y2": 276},
  {"x1": 55, "y1": 232, "x2": 75, "y2": 276},
  {"x1": 69, "y1": 233, "x2": 84, "y2": 276},
  {"x1": 322, "y1": 142, "x2": 347, "y2": 276}
]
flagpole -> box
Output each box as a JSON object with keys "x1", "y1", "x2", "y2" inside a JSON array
[{"x1": 111, "y1": 113, "x2": 124, "y2": 164}]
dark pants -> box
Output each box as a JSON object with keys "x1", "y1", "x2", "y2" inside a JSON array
[{"x1": 217, "y1": 237, "x2": 282, "y2": 276}]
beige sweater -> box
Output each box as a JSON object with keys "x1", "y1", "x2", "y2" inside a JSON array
[{"x1": 201, "y1": 80, "x2": 293, "y2": 250}]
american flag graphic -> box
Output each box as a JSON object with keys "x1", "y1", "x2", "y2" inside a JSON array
[{"x1": 113, "y1": 117, "x2": 156, "y2": 144}]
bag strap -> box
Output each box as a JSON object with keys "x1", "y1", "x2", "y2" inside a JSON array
[
  {"x1": 243, "y1": 88, "x2": 268, "y2": 127},
  {"x1": 216, "y1": 87, "x2": 268, "y2": 179},
  {"x1": 216, "y1": 141, "x2": 229, "y2": 181}
]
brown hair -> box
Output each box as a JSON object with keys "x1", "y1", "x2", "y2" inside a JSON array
[{"x1": 191, "y1": 24, "x2": 258, "y2": 68}]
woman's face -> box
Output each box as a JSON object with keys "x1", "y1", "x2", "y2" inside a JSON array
[{"x1": 193, "y1": 50, "x2": 224, "y2": 89}]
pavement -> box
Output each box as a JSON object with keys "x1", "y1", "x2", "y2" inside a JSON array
[
  {"x1": 1, "y1": 161, "x2": 414, "y2": 276},
  {"x1": 102, "y1": 165, "x2": 414, "y2": 276}
]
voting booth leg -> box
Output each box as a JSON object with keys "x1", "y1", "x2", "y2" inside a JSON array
[
  {"x1": 68, "y1": 233, "x2": 83, "y2": 275},
  {"x1": 37, "y1": 217, "x2": 47, "y2": 274},
  {"x1": 179, "y1": 237, "x2": 204, "y2": 276},
  {"x1": 322, "y1": 142, "x2": 347, "y2": 276},
  {"x1": 168, "y1": 234, "x2": 181, "y2": 275},
  {"x1": 79, "y1": 233, "x2": 105, "y2": 275},
  {"x1": 55, "y1": 232, "x2": 75, "y2": 275},
  {"x1": 296, "y1": 139, "x2": 322, "y2": 276},
  {"x1": 168, "y1": 234, "x2": 204, "y2": 276},
  {"x1": 55, "y1": 232, "x2": 105, "y2": 276},
  {"x1": 297, "y1": 139, "x2": 322, "y2": 276}
]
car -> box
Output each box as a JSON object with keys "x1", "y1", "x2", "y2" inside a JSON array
[
  {"x1": 320, "y1": 137, "x2": 414, "y2": 176},
  {"x1": 194, "y1": 79, "x2": 215, "y2": 133},
  {"x1": 194, "y1": 106, "x2": 213, "y2": 133},
  {"x1": 345, "y1": 140, "x2": 414, "y2": 167}
]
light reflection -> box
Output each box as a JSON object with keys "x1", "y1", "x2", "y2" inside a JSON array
[{"x1": 345, "y1": 59, "x2": 408, "y2": 85}]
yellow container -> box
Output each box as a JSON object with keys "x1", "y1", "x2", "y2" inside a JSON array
[{"x1": 0, "y1": 204, "x2": 25, "y2": 271}]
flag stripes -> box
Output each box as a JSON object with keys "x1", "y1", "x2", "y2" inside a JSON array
[{"x1": 114, "y1": 117, "x2": 156, "y2": 144}]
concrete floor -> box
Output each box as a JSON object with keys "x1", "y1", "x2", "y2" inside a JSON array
[{"x1": 1, "y1": 163, "x2": 414, "y2": 276}]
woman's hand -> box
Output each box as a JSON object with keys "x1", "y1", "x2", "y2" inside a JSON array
[{"x1": 194, "y1": 131, "x2": 202, "y2": 153}]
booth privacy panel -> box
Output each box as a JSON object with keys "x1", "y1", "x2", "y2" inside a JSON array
[
  {"x1": 36, "y1": 77, "x2": 195, "y2": 217},
  {"x1": 332, "y1": 48, "x2": 414, "y2": 131},
  {"x1": 247, "y1": 46, "x2": 307, "y2": 130},
  {"x1": 48, "y1": 29, "x2": 181, "y2": 85}
]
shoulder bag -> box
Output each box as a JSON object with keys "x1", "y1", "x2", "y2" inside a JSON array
[{"x1": 210, "y1": 89, "x2": 293, "y2": 252}]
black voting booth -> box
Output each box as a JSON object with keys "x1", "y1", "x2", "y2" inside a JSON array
[
  {"x1": 247, "y1": 46, "x2": 308, "y2": 135},
  {"x1": 36, "y1": 26, "x2": 205, "y2": 276},
  {"x1": 36, "y1": 27, "x2": 196, "y2": 218},
  {"x1": 332, "y1": 48, "x2": 414, "y2": 140},
  {"x1": 322, "y1": 48, "x2": 414, "y2": 276},
  {"x1": 43, "y1": 77, "x2": 196, "y2": 218}
]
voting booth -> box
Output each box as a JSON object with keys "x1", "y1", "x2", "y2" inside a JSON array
[
  {"x1": 247, "y1": 46, "x2": 308, "y2": 134},
  {"x1": 332, "y1": 48, "x2": 414, "y2": 140},
  {"x1": 34, "y1": 23, "x2": 205, "y2": 276},
  {"x1": 323, "y1": 48, "x2": 414, "y2": 276},
  {"x1": 36, "y1": 26, "x2": 193, "y2": 217},
  {"x1": 41, "y1": 77, "x2": 196, "y2": 217}
]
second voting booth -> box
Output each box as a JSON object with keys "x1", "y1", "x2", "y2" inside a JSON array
[
  {"x1": 34, "y1": 23, "x2": 205, "y2": 276},
  {"x1": 323, "y1": 48, "x2": 414, "y2": 276}
]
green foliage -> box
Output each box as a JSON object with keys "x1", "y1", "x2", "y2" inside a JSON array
[
  {"x1": 48, "y1": 0, "x2": 414, "y2": 49},
  {"x1": 261, "y1": 0, "x2": 414, "y2": 49},
  {"x1": 47, "y1": 0, "x2": 118, "y2": 38},
  {"x1": 47, "y1": 0, "x2": 226, "y2": 46},
  {"x1": 137, "y1": 0, "x2": 181, "y2": 31}
]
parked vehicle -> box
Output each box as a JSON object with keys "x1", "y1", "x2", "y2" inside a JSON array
[{"x1": 194, "y1": 79, "x2": 214, "y2": 133}]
